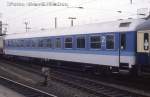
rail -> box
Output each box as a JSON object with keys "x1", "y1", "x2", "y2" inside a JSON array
[{"x1": 0, "y1": 76, "x2": 57, "y2": 97}]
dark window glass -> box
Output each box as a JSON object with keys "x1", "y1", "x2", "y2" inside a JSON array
[
  {"x1": 106, "y1": 35, "x2": 114, "y2": 49},
  {"x1": 90, "y1": 36, "x2": 101, "y2": 49},
  {"x1": 30, "y1": 40, "x2": 33, "y2": 47},
  {"x1": 38, "y1": 39, "x2": 43, "y2": 47},
  {"x1": 17, "y1": 40, "x2": 19, "y2": 47},
  {"x1": 8, "y1": 40, "x2": 10, "y2": 47},
  {"x1": 7, "y1": 40, "x2": 10, "y2": 47},
  {"x1": 65, "y1": 37, "x2": 72, "y2": 48},
  {"x1": 16, "y1": 40, "x2": 20, "y2": 47},
  {"x1": 10, "y1": 41, "x2": 12, "y2": 47},
  {"x1": 47, "y1": 39, "x2": 52, "y2": 48},
  {"x1": 120, "y1": 33, "x2": 126, "y2": 50},
  {"x1": 55, "y1": 38, "x2": 61, "y2": 48},
  {"x1": 22, "y1": 40, "x2": 25, "y2": 47},
  {"x1": 8, "y1": 41, "x2": 10, "y2": 47},
  {"x1": 11, "y1": 40, "x2": 14, "y2": 47},
  {"x1": 16, "y1": 40, "x2": 19, "y2": 47},
  {"x1": 77, "y1": 37, "x2": 85, "y2": 48},
  {"x1": 12, "y1": 40, "x2": 15, "y2": 47},
  {"x1": 42, "y1": 39, "x2": 48, "y2": 47},
  {"x1": 20, "y1": 40, "x2": 24, "y2": 47},
  {"x1": 5, "y1": 41, "x2": 8, "y2": 47},
  {"x1": 9, "y1": 41, "x2": 12, "y2": 47},
  {"x1": 26, "y1": 40, "x2": 31, "y2": 47},
  {"x1": 144, "y1": 33, "x2": 149, "y2": 50},
  {"x1": 13, "y1": 40, "x2": 17, "y2": 47},
  {"x1": 30, "y1": 40, "x2": 36, "y2": 47},
  {"x1": 13, "y1": 40, "x2": 15, "y2": 47}
]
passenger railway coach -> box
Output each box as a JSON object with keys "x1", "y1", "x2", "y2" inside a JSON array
[{"x1": 3, "y1": 18, "x2": 150, "y2": 75}]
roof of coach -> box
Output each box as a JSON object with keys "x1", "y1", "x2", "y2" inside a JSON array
[
  {"x1": 5, "y1": 19, "x2": 145, "y2": 39},
  {"x1": 136, "y1": 19, "x2": 150, "y2": 31}
]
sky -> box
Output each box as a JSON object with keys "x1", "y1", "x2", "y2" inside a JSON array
[{"x1": 0, "y1": 0, "x2": 150, "y2": 34}]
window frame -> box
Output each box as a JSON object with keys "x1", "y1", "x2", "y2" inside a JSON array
[
  {"x1": 46, "y1": 38, "x2": 53, "y2": 48},
  {"x1": 55, "y1": 37, "x2": 62, "y2": 49},
  {"x1": 26, "y1": 38, "x2": 31, "y2": 48},
  {"x1": 106, "y1": 34, "x2": 115, "y2": 50},
  {"x1": 64, "y1": 37, "x2": 73, "y2": 49},
  {"x1": 76, "y1": 36, "x2": 86, "y2": 49},
  {"x1": 40, "y1": 38, "x2": 48, "y2": 48},
  {"x1": 89, "y1": 35, "x2": 102, "y2": 50},
  {"x1": 20, "y1": 39, "x2": 24, "y2": 47}
]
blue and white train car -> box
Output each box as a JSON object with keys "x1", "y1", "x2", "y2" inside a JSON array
[{"x1": 4, "y1": 19, "x2": 146, "y2": 73}]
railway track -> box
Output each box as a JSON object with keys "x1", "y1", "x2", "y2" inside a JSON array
[
  {"x1": 0, "y1": 76, "x2": 57, "y2": 97},
  {"x1": 1, "y1": 59, "x2": 150, "y2": 97},
  {"x1": 51, "y1": 70, "x2": 150, "y2": 97}
]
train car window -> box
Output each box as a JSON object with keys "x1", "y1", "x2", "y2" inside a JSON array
[
  {"x1": 9, "y1": 41, "x2": 11, "y2": 47},
  {"x1": 10, "y1": 40, "x2": 12, "y2": 47},
  {"x1": 42, "y1": 39, "x2": 48, "y2": 47},
  {"x1": 77, "y1": 37, "x2": 85, "y2": 48},
  {"x1": 8, "y1": 41, "x2": 10, "y2": 47},
  {"x1": 20, "y1": 40, "x2": 24, "y2": 47},
  {"x1": 106, "y1": 35, "x2": 114, "y2": 49},
  {"x1": 16, "y1": 40, "x2": 19, "y2": 47},
  {"x1": 144, "y1": 33, "x2": 149, "y2": 50},
  {"x1": 30, "y1": 40, "x2": 33, "y2": 47},
  {"x1": 26, "y1": 40, "x2": 31, "y2": 47},
  {"x1": 65, "y1": 37, "x2": 72, "y2": 48},
  {"x1": 9, "y1": 40, "x2": 11, "y2": 47},
  {"x1": 47, "y1": 39, "x2": 52, "y2": 48},
  {"x1": 16, "y1": 40, "x2": 20, "y2": 47},
  {"x1": 9, "y1": 40, "x2": 12, "y2": 47},
  {"x1": 31, "y1": 40, "x2": 33, "y2": 47},
  {"x1": 38, "y1": 39, "x2": 43, "y2": 47},
  {"x1": 120, "y1": 33, "x2": 126, "y2": 50},
  {"x1": 5, "y1": 41, "x2": 8, "y2": 47},
  {"x1": 13, "y1": 40, "x2": 16, "y2": 47},
  {"x1": 7, "y1": 40, "x2": 10, "y2": 47},
  {"x1": 11, "y1": 40, "x2": 14, "y2": 47},
  {"x1": 30, "y1": 40, "x2": 35, "y2": 47},
  {"x1": 90, "y1": 36, "x2": 101, "y2": 49},
  {"x1": 55, "y1": 38, "x2": 61, "y2": 48},
  {"x1": 10, "y1": 40, "x2": 13, "y2": 47}
]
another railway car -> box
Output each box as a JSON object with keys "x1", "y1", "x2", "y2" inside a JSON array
[
  {"x1": 4, "y1": 19, "x2": 148, "y2": 74},
  {"x1": 136, "y1": 19, "x2": 150, "y2": 74}
]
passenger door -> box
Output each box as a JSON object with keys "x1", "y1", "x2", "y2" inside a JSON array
[{"x1": 119, "y1": 33, "x2": 128, "y2": 69}]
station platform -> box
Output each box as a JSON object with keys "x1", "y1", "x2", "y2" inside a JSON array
[{"x1": 0, "y1": 85, "x2": 25, "y2": 97}]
